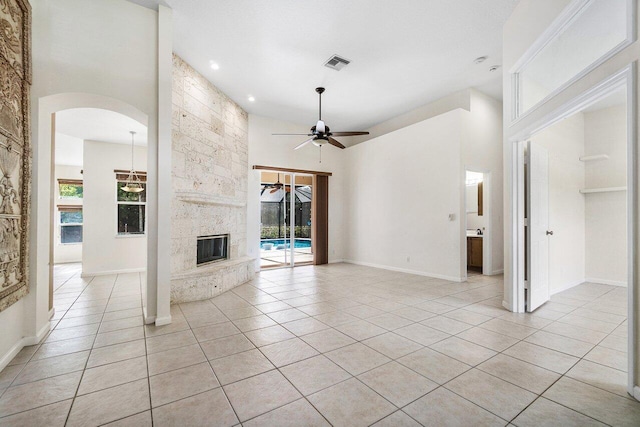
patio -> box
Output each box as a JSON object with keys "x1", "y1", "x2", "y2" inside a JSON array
[{"x1": 260, "y1": 245, "x2": 314, "y2": 268}]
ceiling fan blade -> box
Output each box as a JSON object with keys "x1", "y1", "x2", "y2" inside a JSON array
[
  {"x1": 273, "y1": 133, "x2": 312, "y2": 136},
  {"x1": 328, "y1": 137, "x2": 346, "y2": 149},
  {"x1": 330, "y1": 131, "x2": 369, "y2": 137},
  {"x1": 294, "y1": 137, "x2": 314, "y2": 150}
]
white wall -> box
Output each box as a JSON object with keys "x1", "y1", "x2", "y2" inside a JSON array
[
  {"x1": 247, "y1": 114, "x2": 347, "y2": 270},
  {"x1": 0, "y1": 301, "x2": 24, "y2": 370},
  {"x1": 349, "y1": 90, "x2": 471, "y2": 146},
  {"x1": 31, "y1": 0, "x2": 158, "y2": 110},
  {"x1": 585, "y1": 105, "x2": 627, "y2": 285},
  {"x1": 83, "y1": 140, "x2": 147, "y2": 275},
  {"x1": 53, "y1": 165, "x2": 83, "y2": 264},
  {"x1": 322, "y1": 89, "x2": 504, "y2": 282},
  {"x1": 344, "y1": 110, "x2": 465, "y2": 281},
  {"x1": 532, "y1": 113, "x2": 586, "y2": 293}
]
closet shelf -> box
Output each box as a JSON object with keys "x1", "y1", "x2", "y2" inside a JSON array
[
  {"x1": 579, "y1": 187, "x2": 626, "y2": 194},
  {"x1": 579, "y1": 154, "x2": 609, "y2": 162}
]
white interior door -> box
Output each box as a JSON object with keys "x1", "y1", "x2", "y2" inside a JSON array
[{"x1": 527, "y1": 141, "x2": 551, "y2": 312}]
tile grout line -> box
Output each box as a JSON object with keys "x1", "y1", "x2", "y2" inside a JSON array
[
  {"x1": 0, "y1": 268, "x2": 92, "y2": 410},
  {"x1": 140, "y1": 272, "x2": 154, "y2": 427},
  {"x1": 63, "y1": 272, "x2": 123, "y2": 426},
  {"x1": 188, "y1": 301, "x2": 245, "y2": 426},
  {"x1": 2, "y1": 268, "x2": 634, "y2": 425}
]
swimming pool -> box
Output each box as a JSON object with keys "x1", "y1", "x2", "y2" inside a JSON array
[{"x1": 260, "y1": 239, "x2": 311, "y2": 249}]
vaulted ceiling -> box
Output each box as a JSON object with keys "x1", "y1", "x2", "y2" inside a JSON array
[{"x1": 130, "y1": 0, "x2": 519, "y2": 130}]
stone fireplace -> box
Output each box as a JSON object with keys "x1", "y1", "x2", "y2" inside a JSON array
[{"x1": 170, "y1": 55, "x2": 254, "y2": 303}]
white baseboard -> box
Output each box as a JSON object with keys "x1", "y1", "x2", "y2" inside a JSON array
[
  {"x1": 634, "y1": 386, "x2": 640, "y2": 402},
  {"x1": 585, "y1": 277, "x2": 627, "y2": 287},
  {"x1": 49, "y1": 307, "x2": 55, "y2": 320},
  {"x1": 143, "y1": 306, "x2": 155, "y2": 325},
  {"x1": 502, "y1": 300, "x2": 512, "y2": 312},
  {"x1": 26, "y1": 321, "x2": 52, "y2": 346},
  {"x1": 343, "y1": 259, "x2": 463, "y2": 283},
  {"x1": 0, "y1": 321, "x2": 51, "y2": 372},
  {"x1": 0, "y1": 339, "x2": 25, "y2": 372},
  {"x1": 328, "y1": 259, "x2": 345, "y2": 264},
  {"x1": 550, "y1": 279, "x2": 586, "y2": 296},
  {"x1": 81, "y1": 267, "x2": 145, "y2": 277},
  {"x1": 489, "y1": 269, "x2": 504, "y2": 275}
]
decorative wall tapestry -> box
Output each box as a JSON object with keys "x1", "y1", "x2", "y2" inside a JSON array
[{"x1": 0, "y1": 0, "x2": 31, "y2": 312}]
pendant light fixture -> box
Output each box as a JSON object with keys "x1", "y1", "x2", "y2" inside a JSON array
[{"x1": 121, "y1": 131, "x2": 145, "y2": 193}]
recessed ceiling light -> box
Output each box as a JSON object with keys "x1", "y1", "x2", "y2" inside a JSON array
[
  {"x1": 210, "y1": 61, "x2": 220, "y2": 70},
  {"x1": 489, "y1": 65, "x2": 500, "y2": 72},
  {"x1": 248, "y1": 96, "x2": 255, "y2": 102},
  {"x1": 474, "y1": 56, "x2": 487, "y2": 64}
]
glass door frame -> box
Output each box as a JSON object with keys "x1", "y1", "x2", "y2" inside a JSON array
[
  {"x1": 291, "y1": 172, "x2": 314, "y2": 267},
  {"x1": 259, "y1": 170, "x2": 313, "y2": 270}
]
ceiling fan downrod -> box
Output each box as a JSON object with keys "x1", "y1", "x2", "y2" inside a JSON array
[{"x1": 316, "y1": 87, "x2": 325, "y2": 121}]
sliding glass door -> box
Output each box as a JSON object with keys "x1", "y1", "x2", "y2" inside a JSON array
[{"x1": 259, "y1": 171, "x2": 313, "y2": 269}]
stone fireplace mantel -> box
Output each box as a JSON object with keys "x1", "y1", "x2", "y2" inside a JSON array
[{"x1": 175, "y1": 191, "x2": 246, "y2": 207}]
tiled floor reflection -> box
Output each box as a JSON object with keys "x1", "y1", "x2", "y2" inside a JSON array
[{"x1": 0, "y1": 263, "x2": 638, "y2": 425}]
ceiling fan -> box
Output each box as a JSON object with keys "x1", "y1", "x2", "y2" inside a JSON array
[
  {"x1": 273, "y1": 87, "x2": 369, "y2": 151},
  {"x1": 261, "y1": 173, "x2": 284, "y2": 194}
]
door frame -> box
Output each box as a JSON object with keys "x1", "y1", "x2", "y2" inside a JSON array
[
  {"x1": 508, "y1": 65, "x2": 637, "y2": 395},
  {"x1": 463, "y1": 168, "x2": 493, "y2": 279}
]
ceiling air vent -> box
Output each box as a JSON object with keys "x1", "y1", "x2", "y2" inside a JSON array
[{"x1": 324, "y1": 54, "x2": 351, "y2": 71}]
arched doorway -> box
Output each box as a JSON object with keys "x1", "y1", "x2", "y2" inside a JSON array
[{"x1": 29, "y1": 93, "x2": 163, "y2": 343}]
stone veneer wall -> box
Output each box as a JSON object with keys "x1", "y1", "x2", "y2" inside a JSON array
[{"x1": 171, "y1": 54, "x2": 254, "y2": 303}]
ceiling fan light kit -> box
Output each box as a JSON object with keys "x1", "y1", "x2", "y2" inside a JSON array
[{"x1": 273, "y1": 87, "x2": 370, "y2": 161}]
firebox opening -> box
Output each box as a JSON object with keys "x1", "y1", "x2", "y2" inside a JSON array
[{"x1": 197, "y1": 234, "x2": 229, "y2": 266}]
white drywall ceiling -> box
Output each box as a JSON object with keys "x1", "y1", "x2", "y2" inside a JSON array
[
  {"x1": 55, "y1": 133, "x2": 84, "y2": 167},
  {"x1": 129, "y1": 0, "x2": 518, "y2": 130}
]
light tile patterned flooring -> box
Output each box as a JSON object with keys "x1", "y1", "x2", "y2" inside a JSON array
[{"x1": 0, "y1": 263, "x2": 639, "y2": 426}]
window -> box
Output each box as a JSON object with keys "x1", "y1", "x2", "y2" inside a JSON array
[
  {"x1": 116, "y1": 171, "x2": 147, "y2": 235},
  {"x1": 58, "y1": 179, "x2": 83, "y2": 199},
  {"x1": 514, "y1": 0, "x2": 631, "y2": 117},
  {"x1": 58, "y1": 205, "x2": 83, "y2": 244}
]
